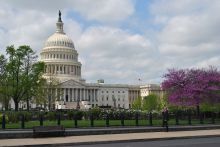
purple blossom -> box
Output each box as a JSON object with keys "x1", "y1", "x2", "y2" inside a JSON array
[{"x1": 162, "y1": 67, "x2": 220, "y2": 107}]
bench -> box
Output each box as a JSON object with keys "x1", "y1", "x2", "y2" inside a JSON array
[{"x1": 33, "y1": 126, "x2": 65, "y2": 137}]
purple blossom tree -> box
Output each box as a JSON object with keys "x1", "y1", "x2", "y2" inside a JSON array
[{"x1": 162, "y1": 67, "x2": 220, "y2": 112}]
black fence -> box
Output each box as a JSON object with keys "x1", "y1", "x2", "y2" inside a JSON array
[{"x1": 0, "y1": 110, "x2": 220, "y2": 129}]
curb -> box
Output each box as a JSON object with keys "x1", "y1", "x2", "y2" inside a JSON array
[{"x1": 17, "y1": 134, "x2": 220, "y2": 147}]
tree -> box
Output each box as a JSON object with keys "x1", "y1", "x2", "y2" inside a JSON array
[
  {"x1": 5, "y1": 45, "x2": 45, "y2": 111},
  {"x1": 132, "y1": 96, "x2": 142, "y2": 110},
  {"x1": 162, "y1": 67, "x2": 220, "y2": 112},
  {"x1": 42, "y1": 73, "x2": 62, "y2": 110},
  {"x1": 0, "y1": 54, "x2": 10, "y2": 110},
  {"x1": 142, "y1": 94, "x2": 160, "y2": 112}
]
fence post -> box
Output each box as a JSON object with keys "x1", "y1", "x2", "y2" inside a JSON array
[
  {"x1": 106, "y1": 112, "x2": 109, "y2": 127},
  {"x1": 90, "y1": 112, "x2": 94, "y2": 127},
  {"x1": 200, "y1": 112, "x2": 204, "y2": 124},
  {"x1": 162, "y1": 111, "x2": 165, "y2": 127},
  {"x1": 149, "y1": 112, "x2": 152, "y2": 126},
  {"x1": 135, "y1": 112, "x2": 139, "y2": 126},
  {"x1": 175, "y1": 111, "x2": 179, "y2": 125},
  {"x1": 120, "y1": 112, "x2": 124, "y2": 126},
  {"x1": 188, "y1": 109, "x2": 191, "y2": 125},
  {"x1": 74, "y1": 112, "x2": 78, "y2": 128},
  {"x1": 40, "y1": 113, "x2": 43, "y2": 126},
  {"x1": 2, "y1": 113, "x2": 6, "y2": 129},
  {"x1": 21, "y1": 114, "x2": 25, "y2": 129},
  {"x1": 57, "y1": 112, "x2": 61, "y2": 126},
  {"x1": 211, "y1": 112, "x2": 215, "y2": 124}
]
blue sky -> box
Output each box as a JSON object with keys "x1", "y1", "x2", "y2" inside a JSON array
[{"x1": 0, "y1": 0, "x2": 220, "y2": 84}]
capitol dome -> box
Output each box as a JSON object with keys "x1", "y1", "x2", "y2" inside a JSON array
[
  {"x1": 45, "y1": 33, "x2": 75, "y2": 48},
  {"x1": 40, "y1": 11, "x2": 83, "y2": 83}
]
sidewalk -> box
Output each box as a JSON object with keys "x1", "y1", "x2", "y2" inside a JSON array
[
  {"x1": 1, "y1": 124, "x2": 220, "y2": 139},
  {"x1": 0, "y1": 129, "x2": 220, "y2": 146}
]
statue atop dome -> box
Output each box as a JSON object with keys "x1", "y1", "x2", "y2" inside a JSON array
[{"x1": 58, "y1": 10, "x2": 62, "y2": 22}]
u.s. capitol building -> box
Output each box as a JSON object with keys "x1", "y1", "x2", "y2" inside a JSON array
[{"x1": 40, "y1": 12, "x2": 162, "y2": 110}]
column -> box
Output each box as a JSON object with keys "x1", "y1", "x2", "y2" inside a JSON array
[
  {"x1": 68, "y1": 88, "x2": 71, "y2": 102},
  {"x1": 79, "y1": 67, "x2": 81, "y2": 76},
  {"x1": 63, "y1": 65, "x2": 65, "y2": 74},
  {"x1": 92, "y1": 89, "x2": 95, "y2": 102},
  {"x1": 64, "y1": 88, "x2": 66, "y2": 102},
  {"x1": 55, "y1": 88, "x2": 58, "y2": 100},
  {"x1": 76, "y1": 88, "x2": 78, "y2": 101},
  {"x1": 52, "y1": 65, "x2": 54, "y2": 74},
  {"x1": 73, "y1": 88, "x2": 75, "y2": 101},
  {"x1": 83, "y1": 88, "x2": 86, "y2": 101},
  {"x1": 83, "y1": 89, "x2": 86, "y2": 101},
  {"x1": 76, "y1": 66, "x2": 78, "y2": 76},
  {"x1": 88, "y1": 89, "x2": 91, "y2": 101},
  {"x1": 86, "y1": 89, "x2": 88, "y2": 101},
  {"x1": 79, "y1": 89, "x2": 82, "y2": 101},
  {"x1": 70, "y1": 88, "x2": 73, "y2": 102}
]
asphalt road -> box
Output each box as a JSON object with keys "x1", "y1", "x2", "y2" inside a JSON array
[{"x1": 65, "y1": 137, "x2": 220, "y2": 147}]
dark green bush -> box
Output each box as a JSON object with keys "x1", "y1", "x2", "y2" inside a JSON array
[
  {"x1": 45, "y1": 111, "x2": 56, "y2": 120},
  {"x1": 0, "y1": 113, "x2": 9, "y2": 124},
  {"x1": 73, "y1": 110, "x2": 84, "y2": 120},
  {"x1": 5, "y1": 111, "x2": 19, "y2": 123}
]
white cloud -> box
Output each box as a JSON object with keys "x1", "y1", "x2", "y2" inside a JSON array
[
  {"x1": 151, "y1": 0, "x2": 220, "y2": 66},
  {"x1": 70, "y1": 0, "x2": 135, "y2": 23},
  {"x1": 2, "y1": 0, "x2": 135, "y2": 23},
  {"x1": 76, "y1": 26, "x2": 154, "y2": 83}
]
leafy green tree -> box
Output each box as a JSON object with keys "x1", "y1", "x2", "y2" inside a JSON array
[
  {"x1": 5, "y1": 45, "x2": 45, "y2": 111},
  {"x1": 0, "y1": 54, "x2": 10, "y2": 110},
  {"x1": 132, "y1": 96, "x2": 142, "y2": 110},
  {"x1": 44, "y1": 74, "x2": 62, "y2": 110},
  {"x1": 142, "y1": 94, "x2": 160, "y2": 112}
]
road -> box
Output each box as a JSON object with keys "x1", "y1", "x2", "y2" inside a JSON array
[{"x1": 65, "y1": 137, "x2": 220, "y2": 147}]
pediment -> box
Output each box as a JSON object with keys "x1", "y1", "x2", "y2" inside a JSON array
[{"x1": 60, "y1": 79, "x2": 85, "y2": 87}]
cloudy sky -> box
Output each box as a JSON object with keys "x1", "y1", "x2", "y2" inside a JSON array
[{"x1": 0, "y1": 0, "x2": 220, "y2": 84}]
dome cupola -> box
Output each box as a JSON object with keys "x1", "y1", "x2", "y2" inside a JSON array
[{"x1": 40, "y1": 11, "x2": 83, "y2": 83}]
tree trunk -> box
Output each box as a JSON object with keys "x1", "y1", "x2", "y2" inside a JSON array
[
  {"x1": 4, "y1": 97, "x2": 9, "y2": 111},
  {"x1": 196, "y1": 105, "x2": 200, "y2": 117},
  {"x1": 14, "y1": 100, "x2": 19, "y2": 111},
  {"x1": 26, "y1": 98, "x2": 30, "y2": 111}
]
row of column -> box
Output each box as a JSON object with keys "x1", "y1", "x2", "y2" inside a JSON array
[
  {"x1": 129, "y1": 90, "x2": 140, "y2": 103},
  {"x1": 59, "y1": 88, "x2": 98, "y2": 102},
  {"x1": 42, "y1": 53, "x2": 76, "y2": 60},
  {"x1": 45, "y1": 64, "x2": 81, "y2": 76}
]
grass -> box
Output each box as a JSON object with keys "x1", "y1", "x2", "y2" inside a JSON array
[{"x1": 4, "y1": 118, "x2": 220, "y2": 129}]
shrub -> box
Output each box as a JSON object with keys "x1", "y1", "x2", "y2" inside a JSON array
[
  {"x1": 5, "y1": 111, "x2": 19, "y2": 123},
  {"x1": 19, "y1": 111, "x2": 32, "y2": 121},
  {"x1": 67, "y1": 111, "x2": 74, "y2": 120},
  {"x1": 45, "y1": 111, "x2": 56, "y2": 121},
  {"x1": 0, "y1": 113, "x2": 9, "y2": 124},
  {"x1": 89, "y1": 108, "x2": 102, "y2": 120},
  {"x1": 73, "y1": 110, "x2": 84, "y2": 120}
]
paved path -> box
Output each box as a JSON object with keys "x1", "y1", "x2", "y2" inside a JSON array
[{"x1": 0, "y1": 129, "x2": 220, "y2": 146}]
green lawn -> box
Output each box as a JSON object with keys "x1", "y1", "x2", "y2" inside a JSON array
[{"x1": 4, "y1": 118, "x2": 220, "y2": 129}]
